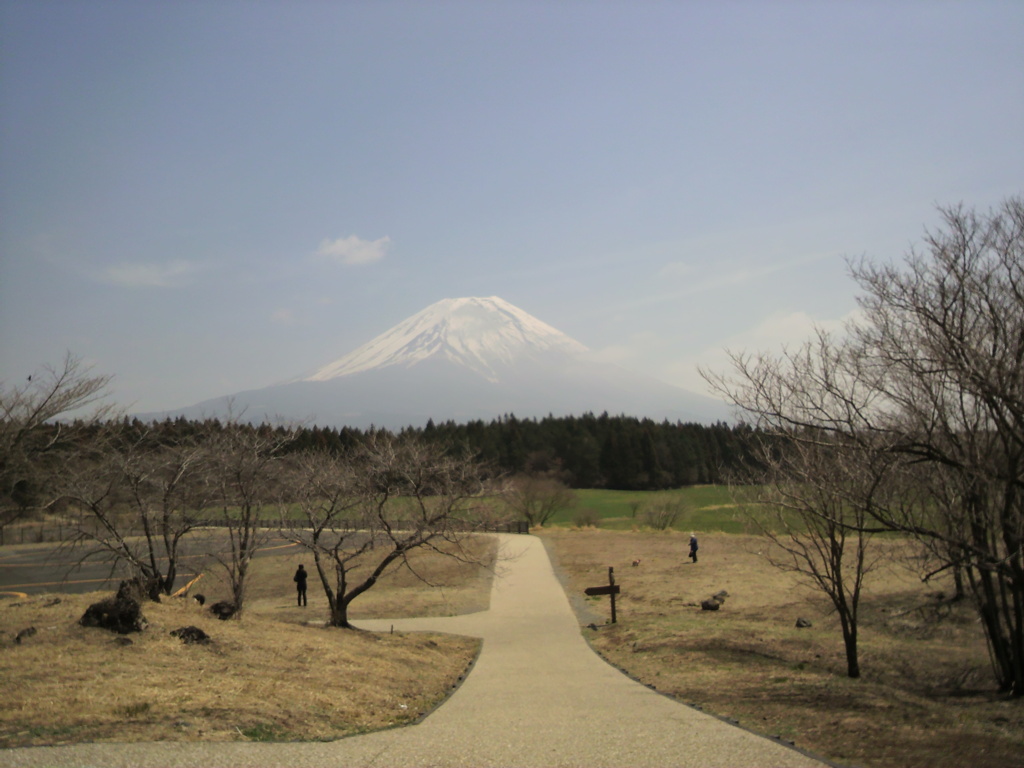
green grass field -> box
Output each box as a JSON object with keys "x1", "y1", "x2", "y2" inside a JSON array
[
  {"x1": 551, "y1": 485, "x2": 750, "y2": 532},
  {"x1": 224, "y1": 485, "x2": 755, "y2": 534}
]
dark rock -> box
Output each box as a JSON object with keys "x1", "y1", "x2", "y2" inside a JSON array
[
  {"x1": 80, "y1": 594, "x2": 147, "y2": 634},
  {"x1": 795, "y1": 617, "x2": 813, "y2": 628},
  {"x1": 117, "y1": 577, "x2": 162, "y2": 603},
  {"x1": 170, "y1": 626, "x2": 211, "y2": 645},
  {"x1": 14, "y1": 626, "x2": 37, "y2": 644},
  {"x1": 701, "y1": 590, "x2": 728, "y2": 611},
  {"x1": 209, "y1": 601, "x2": 236, "y2": 620}
]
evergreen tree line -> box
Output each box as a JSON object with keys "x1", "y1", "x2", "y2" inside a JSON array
[
  {"x1": 74, "y1": 412, "x2": 757, "y2": 492},
  {"x1": 304, "y1": 413, "x2": 756, "y2": 490}
]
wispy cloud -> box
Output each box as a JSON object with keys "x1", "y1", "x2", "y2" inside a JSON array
[
  {"x1": 577, "y1": 250, "x2": 842, "y2": 324},
  {"x1": 727, "y1": 308, "x2": 862, "y2": 351},
  {"x1": 591, "y1": 307, "x2": 863, "y2": 399},
  {"x1": 315, "y1": 235, "x2": 391, "y2": 265},
  {"x1": 662, "y1": 307, "x2": 864, "y2": 395},
  {"x1": 102, "y1": 259, "x2": 201, "y2": 288},
  {"x1": 671, "y1": 252, "x2": 830, "y2": 301}
]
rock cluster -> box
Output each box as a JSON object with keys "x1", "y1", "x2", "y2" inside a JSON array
[
  {"x1": 79, "y1": 585, "x2": 147, "y2": 635},
  {"x1": 701, "y1": 590, "x2": 729, "y2": 611},
  {"x1": 209, "y1": 601, "x2": 236, "y2": 620},
  {"x1": 170, "y1": 625, "x2": 211, "y2": 644},
  {"x1": 14, "y1": 626, "x2": 37, "y2": 644}
]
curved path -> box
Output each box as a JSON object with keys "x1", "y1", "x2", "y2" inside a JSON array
[{"x1": 6, "y1": 535, "x2": 831, "y2": 767}]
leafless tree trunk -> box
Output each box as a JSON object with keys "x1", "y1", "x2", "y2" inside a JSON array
[
  {"x1": 0, "y1": 353, "x2": 116, "y2": 537},
  {"x1": 279, "y1": 449, "x2": 361, "y2": 625},
  {"x1": 704, "y1": 329, "x2": 884, "y2": 678},
  {"x1": 737, "y1": 430, "x2": 884, "y2": 678},
  {"x1": 285, "y1": 435, "x2": 496, "y2": 629},
  {"x1": 60, "y1": 427, "x2": 209, "y2": 597},
  {"x1": 705, "y1": 196, "x2": 1024, "y2": 694},
  {"x1": 846, "y1": 200, "x2": 1024, "y2": 694},
  {"x1": 207, "y1": 424, "x2": 294, "y2": 617}
]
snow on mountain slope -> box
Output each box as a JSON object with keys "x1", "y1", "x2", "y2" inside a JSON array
[
  {"x1": 302, "y1": 296, "x2": 589, "y2": 383},
  {"x1": 136, "y1": 296, "x2": 732, "y2": 428}
]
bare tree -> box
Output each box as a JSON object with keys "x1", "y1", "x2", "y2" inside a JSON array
[
  {"x1": 846, "y1": 197, "x2": 1024, "y2": 695},
  {"x1": 0, "y1": 353, "x2": 116, "y2": 536},
  {"x1": 640, "y1": 499, "x2": 688, "y2": 531},
  {"x1": 504, "y1": 473, "x2": 577, "y2": 528},
  {"x1": 279, "y1": 449, "x2": 361, "y2": 626},
  {"x1": 737, "y1": 430, "x2": 883, "y2": 678},
  {"x1": 704, "y1": 329, "x2": 884, "y2": 678},
  {"x1": 705, "y1": 197, "x2": 1024, "y2": 695},
  {"x1": 286, "y1": 435, "x2": 495, "y2": 629},
  {"x1": 61, "y1": 426, "x2": 211, "y2": 597},
  {"x1": 207, "y1": 424, "x2": 294, "y2": 617}
]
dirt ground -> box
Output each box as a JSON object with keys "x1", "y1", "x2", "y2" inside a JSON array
[
  {"x1": 0, "y1": 536, "x2": 496, "y2": 748},
  {"x1": 539, "y1": 528, "x2": 1024, "y2": 768},
  {"x1": 3, "y1": 529, "x2": 1022, "y2": 766}
]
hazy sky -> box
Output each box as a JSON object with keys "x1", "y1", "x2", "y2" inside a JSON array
[{"x1": 2, "y1": 1, "x2": 1022, "y2": 414}]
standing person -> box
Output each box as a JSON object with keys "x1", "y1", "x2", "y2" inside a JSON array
[
  {"x1": 293, "y1": 564, "x2": 308, "y2": 607},
  {"x1": 689, "y1": 533, "x2": 699, "y2": 563}
]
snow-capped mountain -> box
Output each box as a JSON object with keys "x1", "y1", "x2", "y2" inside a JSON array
[
  {"x1": 300, "y1": 297, "x2": 588, "y2": 383},
  {"x1": 140, "y1": 297, "x2": 730, "y2": 429}
]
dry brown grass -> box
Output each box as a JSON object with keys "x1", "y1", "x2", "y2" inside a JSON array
[
  {"x1": 6, "y1": 528, "x2": 1023, "y2": 765},
  {"x1": 540, "y1": 528, "x2": 1024, "y2": 768},
  {"x1": 229, "y1": 535, "x2": 497, "y2": 622},
  {"x1": 0, "y1": 536, "x2": 496, "y2": 748}
]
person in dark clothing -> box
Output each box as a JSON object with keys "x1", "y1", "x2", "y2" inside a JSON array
[
  {"x1": 689, "y1": 533, "x2": 699, "y2": 563},
  {"x1": 293, "y1": 564, "x2": 308, "y2": 606}
]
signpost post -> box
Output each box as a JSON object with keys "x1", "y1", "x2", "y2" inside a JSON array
[{"x1": 584, "y1": 566, "x2": 620, "y2": 623}]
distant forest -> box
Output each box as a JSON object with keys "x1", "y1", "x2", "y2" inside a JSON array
[
  {"x1": 282, "y1": 413, "x2": 755, "y2": 491},
  {"x1": 417, "y1": 414, "x2": 758, "y2": 490},
  {"x1": 118, "y1": 413, "x2": 757, "y2": 491},
  {"x1": 108, "y1": 414, "x2": 756, "y2": 492}
]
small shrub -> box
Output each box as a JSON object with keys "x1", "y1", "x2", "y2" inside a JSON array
[
  {"x1": 572, "y1": 508, "x2": 601, "y2": 528},
  {"x1": 640, "y1": 501, "x2": 687, "y2": 531}
]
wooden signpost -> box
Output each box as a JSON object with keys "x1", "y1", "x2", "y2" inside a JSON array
[{"x1": 584, "y1": 566, "x2": 620, "y2": 623}]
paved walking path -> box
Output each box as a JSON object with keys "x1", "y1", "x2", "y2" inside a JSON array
[{"x1": 6, "y1": 535, "x2": 832, "y2": 767}]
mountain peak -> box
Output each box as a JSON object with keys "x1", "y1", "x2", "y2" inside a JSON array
[
  {"x1": 302, "y1": 296, "x2": 589, "y2": 383},
  {"x1": 138, "y1": 295, "x2": 731, "y2": 428}
]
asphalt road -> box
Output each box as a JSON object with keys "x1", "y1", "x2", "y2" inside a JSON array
[{"x1": 0, "y1": 532, "x2": 298, "y2": 598}]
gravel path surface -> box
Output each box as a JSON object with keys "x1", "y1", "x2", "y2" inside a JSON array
[{"x1": 5, "y1": 534, "x2": 833, "y2": 767}]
